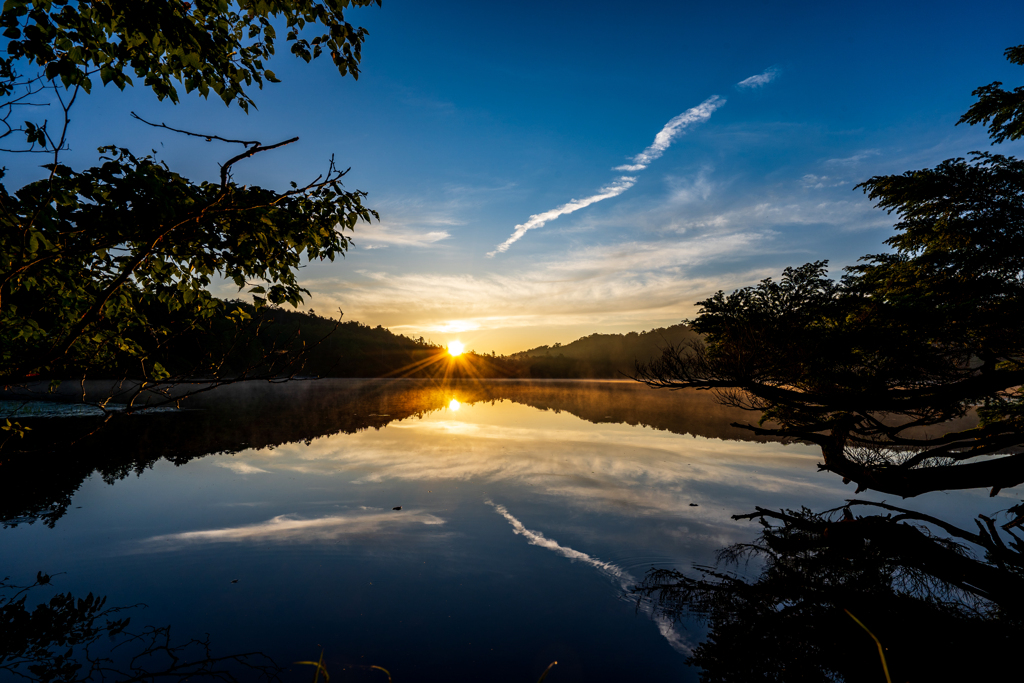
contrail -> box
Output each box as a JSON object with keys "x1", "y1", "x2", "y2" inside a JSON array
[
  {"x1": 614, "y1": 96, "x2": 724, "y2": 172},
  {"x1": 486, "y1": 176, "x2": 637, "y2": 257},
  {"x1": 486, "y1": 500, "x2": 693, "y2": 655},
  {"x1": 488, "y1": 96, "x2": 724, "y2": 257}
]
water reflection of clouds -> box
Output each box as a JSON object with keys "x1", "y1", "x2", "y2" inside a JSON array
[
  {"x1": 137, "y1": 510, "x2": 446, "y2": 551},
  {"x1": 218, "y1": 406, "x2": 838, "y2": 518},
  {"x1": 215, "y1": 461, "x2": 270, "y2": 475},
  {"x1": 204, "y1": 402, "x2": 853, "y2": 567}
]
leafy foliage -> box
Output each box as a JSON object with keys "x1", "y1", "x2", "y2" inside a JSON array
[
  {"x1": 1, "y1": 148, "x2": 374, "y2": 384},
  {"x1": 958, "y1": 44, "x2": 1024, "y2": 144},
  {"x1": 0, "y1": 0, "x2": 381, "y2": 395},
  {"x1": 1, "y1": 0, "x2": 380, "y2": 114}
]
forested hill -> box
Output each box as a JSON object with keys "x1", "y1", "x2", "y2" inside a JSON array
[
  {"x1": 512, "y1": 324, "x2": 700, "y2": 379},
  {"x1": 179, "y1": 303, "x2": 698, "y2": 380},
  {"x1": 209, "y1": 303, "x2": 443, "y2": 379}
]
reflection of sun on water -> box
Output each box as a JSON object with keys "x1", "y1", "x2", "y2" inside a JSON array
[
  {"x1": 447, "y1": 341, "x2": 465, "y2": 357},
  {"x1": 448, "y1": 399, "x2": 461, "y2": 411}
]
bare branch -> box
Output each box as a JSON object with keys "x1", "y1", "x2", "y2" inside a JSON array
[
  {"x1": 130, "y1": 112, "x2": 262, "y2": 147},
  {"x1": 219, "y1": 137, "x2": 299, "y2": 187}
]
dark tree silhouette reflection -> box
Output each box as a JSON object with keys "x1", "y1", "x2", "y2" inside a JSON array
[
  {"x1": 633, "y1": 503, "x2": 1024, "y2": 682},
  {"x1": 0, "y1": 573, "x2": 280, "y2": 682}
]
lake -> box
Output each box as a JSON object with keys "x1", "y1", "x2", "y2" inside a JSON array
[{"x1": 1, "y1": 379, "x2": 1019, "y2": 681}]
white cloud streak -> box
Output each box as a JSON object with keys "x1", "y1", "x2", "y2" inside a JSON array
[
  {"x1": 614, "y1": 96, "x2": 725, "y2": 172},
  {"x1": 137, "y1": 511, "x2": 446, "y2": 550},
  {"x1": 486, "y1": 500, "x2": 692, "y2": 655},
  {"x1": 487, "y1": 176, "x2": 637, "y2": 257},
  {"x1": 489, "y1": 96, "x2": 725, "y2": 257},
  {"x1": 826, "y1": 149, "x2": 880, "y2": 165},
  {"x1": 359, "y1": 225, "x2": 451, "y2": 250},
  {"x1": 216, "y1": 461, "x2": 270, "y2": 474},
  {"x1": 737, "y1": 67, "x2": 780, "y2": 89}
]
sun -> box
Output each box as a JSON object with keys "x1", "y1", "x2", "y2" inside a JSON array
[{"x1": 447, "y1": 340, "x2": 465, "y2": 357}]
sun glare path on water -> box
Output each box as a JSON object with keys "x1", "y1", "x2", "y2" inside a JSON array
[{"x1": 447, "y1": 341, "x2": 465, "y2": 357}]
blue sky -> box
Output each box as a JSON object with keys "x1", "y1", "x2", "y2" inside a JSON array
[{"x1": 7, "y1": 0, "x2": 1024, "y2": 353}]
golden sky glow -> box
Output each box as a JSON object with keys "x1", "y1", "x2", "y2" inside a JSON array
[{"x1": 447, "y1": 340, "x2": 465, "y2": 356}]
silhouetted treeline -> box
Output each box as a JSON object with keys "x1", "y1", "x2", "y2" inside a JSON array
[
  {"x1": 511, "y1": 325, "x2": 700, "y2": 378},
  {"x1": 240, "y1": 312, "x2": 700, "y2": 380},
  {"x1": 156, "y1": 303, "x2": 701, "y2": 380},
  {"x1": 37, "y1": 294, "x2": 700, "y2": 380},
  {"x1": 211, "y1": 303, "x2": 448, "y2": 378}
]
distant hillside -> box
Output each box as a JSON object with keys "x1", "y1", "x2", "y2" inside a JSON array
[
  {"x1": 242, "y1": 315, "x2": 700, "y2": 380},
  {"x1": 157, "y1": 303, "x2": 699, "y2": 380},
  {"x1": 512, "y1": 324, "x2": 700, "y2": 379}
]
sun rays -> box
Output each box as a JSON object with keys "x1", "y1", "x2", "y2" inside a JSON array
[
  {"x1": 369, "y1": 338, "x2": 511, "y2": 388},
  {"x1": 335, "y1": 343, "x2": 517, "y2": 423}
]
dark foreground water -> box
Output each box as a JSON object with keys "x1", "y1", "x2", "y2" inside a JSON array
[{"x1": 1, "y1": 379, "x2": 1020, "y2": 681}]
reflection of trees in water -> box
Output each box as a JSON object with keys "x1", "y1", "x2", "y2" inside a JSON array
[
  {"x1": 0, "y1": 573, "x2": 279, "y2": 682},
  {"x1": 2, "y1": 379, "x2": 809, "y2": 528},
  {"x1": 2, "y1": 379, "x2": 459, "y2": 528},
  {"x1": 633, "y1": 503, "x2": 1024, "y2": 682}
]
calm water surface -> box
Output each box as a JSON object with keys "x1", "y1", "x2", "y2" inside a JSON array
[{"x1": 2, "y1": 380, "x2": 1017, "y2": 681}]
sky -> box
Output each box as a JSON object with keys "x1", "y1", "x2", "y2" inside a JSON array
[{"x1": 7, "y1": 0, "x2": 1024, "y2": 354}]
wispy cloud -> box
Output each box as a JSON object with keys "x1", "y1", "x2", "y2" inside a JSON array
[
  {"x1": 486, "y1": 500, "x2": 692, "y2": 654},
  {"x1": 826, "y1": 149, "x2": 880, "y2": 165},
  {"x1": 737, "y1": 67, "x2": 780, "y2": 89},
  {"x1": 800, "y1": 174, "x2": 848, "y2": 189},
  {"x1": 358, "y1": 224, "x2": 452, "y2": 250},
  {"x1": 301, "y1": 232, "x2": 780, "y2": 346},
  {"x1": 488, "y1": 96, "x2": 725, "y2": 257},
  {"x1": 351, "y1": 190, "x2": 487, "y2": 250},
  {"x1": 324, "y1": 240, "x2": 773, "y2": 322},
  {"x1": 216, "y1": 461, "x2": 270, "y2": 475}
]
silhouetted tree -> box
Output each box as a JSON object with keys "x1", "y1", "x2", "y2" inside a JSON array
[
  {"x1": 0, "y1": 2, "x2": 381, "y2": 422},
  {"x1": 639, "y1": 43, "x2": 1024, "y2": 498}
]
